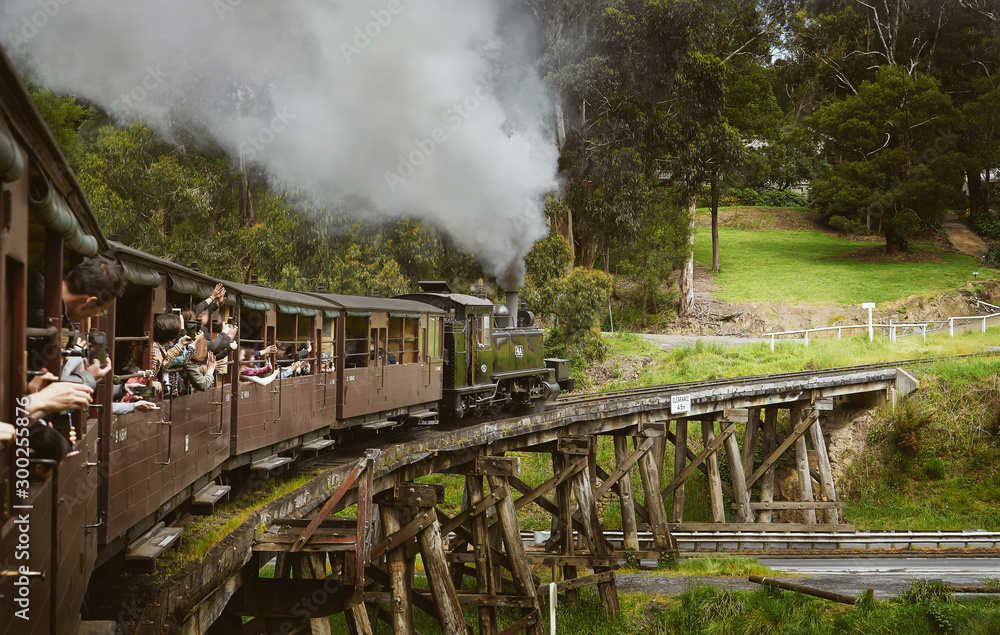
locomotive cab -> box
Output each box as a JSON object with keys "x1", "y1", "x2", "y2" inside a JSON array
[{"x1": 397, "y1": 282, "x2": 563, "y2": 419}]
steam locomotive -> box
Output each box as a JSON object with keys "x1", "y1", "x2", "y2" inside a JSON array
[{"x1": 0, "y1": 45, "x2": 570, "y2": 634}]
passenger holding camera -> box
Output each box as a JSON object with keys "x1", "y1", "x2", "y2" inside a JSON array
[{"x1": 27, "y1": 255, "x2": 126, "y2": 391}]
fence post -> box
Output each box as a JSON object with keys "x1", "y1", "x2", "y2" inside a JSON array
[
  {"x1": 837, "y1": 327, "x2": 842, "y2": 340},
  {"x1": 770, "y1": 335, "x2": 775, "y2": 352},
  {"x1": 949, "y1": 318, "x2": 954, "y2": 337},
  {"x1": 983, "y1": 317, "x2": 987, "y2": 333},
  {"x1": 804, "y1": 331, "x2": 809, "y2": 347},
  {"x1": 922, "y1": 325, "x2": 926, "y2": 341}
]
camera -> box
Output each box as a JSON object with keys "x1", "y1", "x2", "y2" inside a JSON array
[{"x1": 88, "y1": 332, "x2": 107, "y2": 365}]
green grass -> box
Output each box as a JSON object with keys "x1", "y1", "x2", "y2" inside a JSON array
[
  {"x1": 590, "y1": 328, "x2": 1000, "y2": 393},
  {"x1": 693, "y1": 227, "x2": 988, "y2": 304}
]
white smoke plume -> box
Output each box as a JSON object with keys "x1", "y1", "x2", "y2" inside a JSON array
[{"x1": 0, "y1": 0, "x2": 558, "y2": 289}]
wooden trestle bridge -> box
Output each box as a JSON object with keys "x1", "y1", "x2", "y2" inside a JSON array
[{"x1": 133, "y1": 366, "x2": 917, "y2": 635}]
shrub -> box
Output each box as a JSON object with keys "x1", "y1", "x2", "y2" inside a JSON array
[
  {"x1": 984, "y1": 247, "x2": 1000, "y2": 268},
  {"x1": 923, "y1": 457, "x2": 946, "y2": 480},
  {"x1": 969, "y1": 210, "x2": 1000, "y2": 241},
  {"x1": 828, "y1": 215, "x2": 868, "y2": 235}
]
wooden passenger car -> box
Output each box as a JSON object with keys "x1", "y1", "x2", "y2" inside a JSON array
[
  {"x1": 0, "y1": 39, "x2": 456, "y2": 633},
  {"x1": 0, "y1": 45, "x2": 110, "y2": 635},
  {"x1": 313, "y1": 293, "x2": 446, "y2": 428}
]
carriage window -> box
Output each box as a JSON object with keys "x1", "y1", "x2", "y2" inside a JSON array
[
  {"x1": 344, "y1": 315, "x2": 369, "y2": 368},
  {"x1": 388, "y1": 315, "x2": 420, "y2": 364},
  {"x1": 476, "y1": 314, "x2": 490, "y2": 348},
  {"x1": 322, "y1": 316, "x2": 336, "y2": 372}
]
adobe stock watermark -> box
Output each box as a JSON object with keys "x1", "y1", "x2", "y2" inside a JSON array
[
  {"x1": 384, "y1": 83, "x2": 493, "y2": 192},
  {"x1": 8, "y1": 0, "x2": 75, "y2": 46},
  {"x1": 109, "y1": 65, "x2": 170, "y2": 115},
  {"x1": 212, "y1": 0, "x2": 245, "y2": 21},
  {"x1": 340, "y1": 0, "x2": 407, "y2": 63},
  {"x1": 239, "y1": 109, "x2": 296, "y2": 163}
]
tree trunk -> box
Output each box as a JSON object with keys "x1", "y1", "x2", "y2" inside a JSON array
[
  {"x1": 578, "y1": 235, "x2": 600, "y2": 269},
  {"x1": 678, "y1": 192, "x2": 697, "y2": 317},
  {"x1": 969, "y1": 168, "x2": 985, "y2": 216},
  {"x1": 711, "y1": 178, "x2": 721, "y2": 273}
]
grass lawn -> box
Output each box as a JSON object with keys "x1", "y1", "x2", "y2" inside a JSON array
[{"x1": 693, "y1": 227, "x2": 987, "y2": 304}]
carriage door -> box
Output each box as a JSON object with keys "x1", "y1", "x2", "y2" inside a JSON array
[{"x1": 369, "y1": 313, "x2": 388, "y2": 397}]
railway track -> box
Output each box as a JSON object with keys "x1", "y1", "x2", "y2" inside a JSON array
[{"x1": 555, "y1": 349, "x2": 1000, "y2": 408}]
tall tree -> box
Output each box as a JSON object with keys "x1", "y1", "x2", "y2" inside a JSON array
[{"x1": 808, "y1": 65, "x2": 965, "y2": 252}]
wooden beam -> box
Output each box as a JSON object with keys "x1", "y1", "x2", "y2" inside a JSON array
[
  {"x1": 702, "y1": 421, "x2": 726, "y2": 523},
  {"x1": 508, "y1": 476, "x2": 588, "y2": 536},
  {"x1": 671, "y1": 421, "x2": 686, "y2": 523},
  {"x1": 759, "y1": 408, "x2": 778, "y2": 523},
  {"x1": 438, "y1": 484, "x2": 509, "y2": 537},
  {"x1": 513, "y1": 457, "x2": 587, "y2": 512},
  {"x1": 613, "y1": 436, "x2": 640, "y2": 552},
  {"x1": 748, "y1": 501, "x2": 847, "y2": 510},
  {"x1": 378, "y1": 505, "x2": 413, "y2": 635},
  {"x1": 417, "y1": 514, "x2": 469, "y2": 635},
  {"x1": 465, "y1": 475, "x2": 497, "y2": 635},
  {"x1": 791, "y1": 409, "x2": 817, "y2": 524},
  {"x1": 477, "y1": 456, "x2": 520, "y2": 477},
  {"x1": 721, "y1": 421, "x2": 753, "y2": 523},
  {"x1": 594, "y1": 437, "x2": 654, "y2": 502},
  {"x1": 637, "y1": 437, "x2": 675, "y2": 552},
  {"x1": 808, "y1": 414, "x2": 840, "y2": 524},
  {"x1": 486, "y1": 474, "x2": 544, "y2": 635},
  {"x1": 374, "y1": 483, "x2": 444, "y2": 508},
  {"x1": 746, "y1": 410, "x2": 818, "y2": 489},
  {"x1": 660, "y1": 424, "x2": 736, "y2": 501},
  {"x1": 369, "y1": 508, "x2": 435, "y2": 563},
  {"x1": 741, "y1": 408, "x2": 760, "y2": 477},
  {"x1": 557, "y1": 435, "x2": 592, "y2": 455},
  {"x1": 539, "y1": 570, "x2": 616, "y2": 597},
  {"x1": 572, "y1": 452, "x2": 619, "y2": 616},
  {"x1": 665, "y1": 428, "x2": 737, "y2": 501}
]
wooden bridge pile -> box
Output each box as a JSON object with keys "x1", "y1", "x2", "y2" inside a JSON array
[{"x1": 132, "y1": 367, "x2": 913, "y2": 635}]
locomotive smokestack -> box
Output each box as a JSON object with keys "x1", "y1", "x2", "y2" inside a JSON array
[{"x1": 505, "y1": 289, "x2": 519, "y2": 328}]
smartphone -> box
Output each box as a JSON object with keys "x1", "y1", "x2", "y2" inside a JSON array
[
  {"x1": 186, "y1": 320, "x2": 199, "y2": 337},
  {"x1": 171, "y1": 307, "x2": 182, "y2": 316},
  {"x1": 138, "y1": 384, "x2": 156, "y2": 400},
  {"x1": 227, "y1": 316, "x2": 236, "y2": 325},
  {"x1": 88, "y1": 332, "x2": 107, "y2": 365}
]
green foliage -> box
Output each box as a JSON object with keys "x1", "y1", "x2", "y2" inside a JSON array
[
  {"x1": 899, "y1": 580, "x2": 955, "y2": 606},
  {"x1": 985, "y1": 247, "x2": 1000, "y2": 269},
  {"x1": 545, "y1": 267, "x2": 614, "y2": 364},
  {"x1": 29, "y1": 86, "x2": 92, "y2": 171},
  {"x1": 969, "y1": 210, "x2": 1000, "y2": 242},
  {"x1": 723, "y1": 188, "x2": 811, "y2": 208},
  {"x1": 828, "y1": 215, "x2": 869, "y2": 236},
  {"x1": 808, "y1": 66, "x2": 966, "y2": 253},
  {"x1": 523, "y1": 199, "x2": 575, "y2": 319}
]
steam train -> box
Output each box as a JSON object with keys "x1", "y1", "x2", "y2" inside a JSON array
[{"x1": 0, "y1": 46, "x2": 571, "y2": 634}]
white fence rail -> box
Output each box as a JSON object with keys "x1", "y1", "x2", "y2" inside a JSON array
[
  {"x1": 764, "y1": 303, "x2": 1000, "y2": 351},
  {"x1": 763, "y1": 323, "x2": 929, "y2": 352}
]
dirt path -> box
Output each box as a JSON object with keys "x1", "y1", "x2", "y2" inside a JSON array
[{"x1": 943, "y1": 213, "x2": 988, "y2": 260}]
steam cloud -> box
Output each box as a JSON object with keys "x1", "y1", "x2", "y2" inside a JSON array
[{"x1": 0, "y1": 0, "x2": 558, "y2": 289}]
